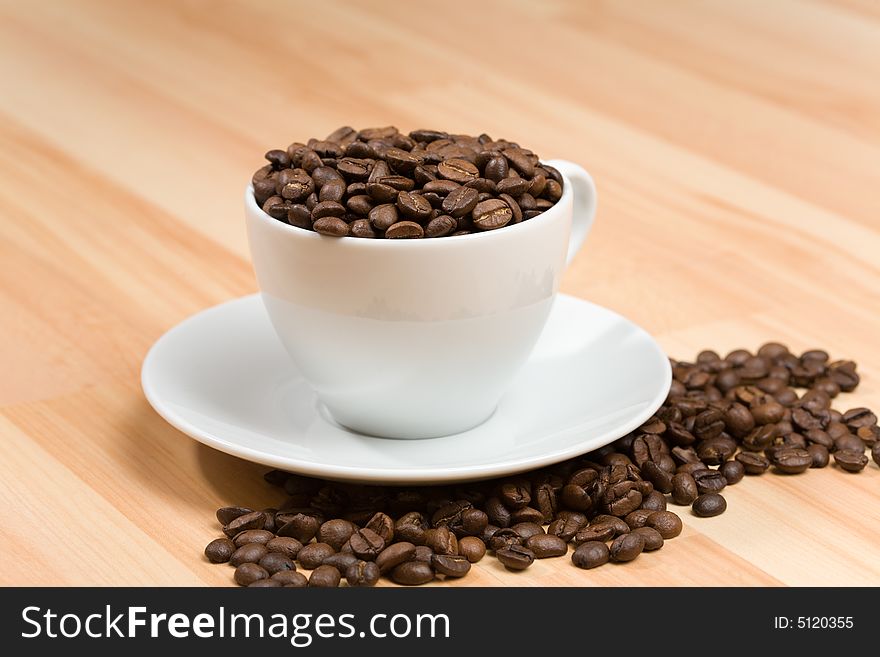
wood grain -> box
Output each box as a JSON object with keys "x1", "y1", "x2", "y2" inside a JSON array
[{"x1": 1, "y1": 0, "x2": 878, "y2": 586}]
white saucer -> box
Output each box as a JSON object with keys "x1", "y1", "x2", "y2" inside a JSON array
[{"x1": 141, "y1": 294, "x2": 671, "y2": 484}]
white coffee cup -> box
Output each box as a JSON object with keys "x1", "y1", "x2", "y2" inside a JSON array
[{"x1": 245, "y1": 160, "x2": 596, "y2": 439}]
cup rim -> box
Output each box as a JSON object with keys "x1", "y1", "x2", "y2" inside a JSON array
[{"x1": 246, "y1": 166, "x2": 574, "y2": 248}]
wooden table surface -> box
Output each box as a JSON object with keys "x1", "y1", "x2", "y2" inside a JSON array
[{"x1": 2, "y1": 0, "x2": 879, "y2": 587}]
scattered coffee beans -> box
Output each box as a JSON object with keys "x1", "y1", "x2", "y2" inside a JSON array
[
  {"x1": 253, "y1": 126, "x2": 563, "y2": 238},
  {"x1": 204, "y1": 342, "x2": 876, "y2": 586}
]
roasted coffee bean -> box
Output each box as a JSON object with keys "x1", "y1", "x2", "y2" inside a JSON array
[
  {"x1": 808, "y1": 444, "x2": 830, "y2": 468},
  {"x1": 573, "y1": 524, "x2": 615, "y2": 545},
  {"x1": 205, "y1": 538, "x2": 236, "y2": 564},
  {"x1": 772, "y1": 447, "x2": 812, "y2": 474},
  {"x1": 609, "y1": 533, "x2": 645, "y2": 562},
  {"x1": 442, "y1": 186, "x2": 479, "y2": 217},
  {"x1": 671, "y1": 472, "x2": 699, "y2": 505},
  {"x1": 349, "y1": 528, "x2": 385, "y2": 560},
  {"x1": 217, "y1": 506, "x2": 254, "y2": 526},
  {"x1": 308, "y1": 565, "x2": 341, "y2": 588},
  {"x1": 396, "y1": 191, "x2": 432, "y2": 220},
  {"x1": 640, "y1": 490, "x2": 668, "y2": 512},
  {"x1": 458, "y1": 536, "x2": 487, "y2": 563},
  {"x1": 460, "y1": 508, "x2": 489, "y2": 536},
  {"x1": 591, "y1": 515, "x2": 631, "y2": 537},
  {"x1": 223, "y1": 511, "x2": 267, "y2": 538},
  {"x1": 692, "y1": 493, "x2": 727, "y2": 517},
  {"x1": 258, "y1": 552, "x2": 296, "y2": 575},
  {"x1": 511, "y1": 522, "x2": 544, "y2": 540},
  {"x1": 484, "y1": 497, "x2": 511, "y2": 528},
  {"x1": 488, "y1": 528, "x2": 523, "y2": 551},
  {"x1": 425, "y1": 527, "x2": 458, "y2": 555},
  {"x1": 720, "y1": 460, "x2": 745, "y2": 485},
  {"x1": 313, "y1": 216, "x2": 350, "y2": 236},
  {"x1": 641, "y1": 461, "x2": 673, "y2": 494},
  {"x1": 426, "y1": 214, "x2": 457, "y2": 237},
  {"x1": 835, "y1": 432, "x2": 865, "y2": 453},
  {"x1": 735, "y1": 451, "x2": 770, "y2": 475},
  {"x1": 571, "y1": 541, "x2": 609, "y2": 569},
  {"x1": 525, "y1": 534, "x2": 568, "y2": 558},
  {"x1": 272, "y1": 570, "x2": 308, "y2": 587},
  {"x1": 693, "y1": 469, "x2": 727, "y2": 494},
  {"x1": 395, "y1": 512, "x2": 428, "y2": 545},
  {"x1": 871, "y1": 442, "x2": 880, "y2": 467},
  {"x1": 834, "y1": 449, "x2": 868, "y2": 473},
  {"x1": 646, "y1": 511, "x2": 682, "y2": 539},
  {"x1": 633, "y1": 527, "x2": 664, "y2": 551},
  {"x1": 385, "y1": 220, "x2": 424, "y2": 239},
  {"x1": 624, "y1": 509, "x2": 654, "y2": 529},
  {"x1": 602, "y1": 481, "x2": 643, "y2": 516},
  {"x1": 437, "y1": 158, "x2": 479, "y2": 183},
  {"x1": 432, "y1": 554, "x2": 471, "y2": 577},
  {"x1": 496, "y1": 545, "x2": 535, "y2": 571},
  {"x1": 375, "y1": 542, "x2": 416, "y2": 574},
  {"x1": 234, "y1": 563, "x2": 269, "y2": 587},
  {"x1": 317, "y1": 519, "x2": 357, "y2": 551},
  {"x1": 322, "y1": 553, "x2": 359, "y2": 571},
  {"x1": 276, "y1": 513, "x2": 320, "y2": 543},
  {"x1": 265, "y1": 536, "x2": 303, "y2": 560},
  {"x1": 297, "y1": 543, "x2": 336, "y2": 570},
  {"x1": 346, "y1": 560, "x2": 380, "y2": 587},
  {"x1": 473, "y1": 198, "x2": 513, "y2": 231},
  {"x1": 391, "y1": 561, "x2": 434, "y2": 585},
  {"x1": 233, "y1": 529, "x2": 274, "y2": 548},
  {"x1": 230, "y1": 543, "x2": 268, "y2": 567}
]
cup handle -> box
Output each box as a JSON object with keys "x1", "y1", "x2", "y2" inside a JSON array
[{"x1": 545, "y1": 159, "x2": 597, "y2": 266}]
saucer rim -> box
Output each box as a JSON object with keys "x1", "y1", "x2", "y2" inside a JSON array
[{"x1": 141, "y1": 294, "x2": 671, "y2": 484}]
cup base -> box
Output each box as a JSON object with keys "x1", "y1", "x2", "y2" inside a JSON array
[{"x1": 321, "y1": 403, "x2": 498, "y2": 440}]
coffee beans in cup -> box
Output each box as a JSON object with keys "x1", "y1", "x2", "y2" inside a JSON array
[
  {"x1": 252, "y1": 126, "x2": 564, "y2": 238},
  {"x1": 204, "y1": 342, "x2": 877, "y2": 586}
]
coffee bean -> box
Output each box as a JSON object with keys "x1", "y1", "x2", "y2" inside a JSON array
[
  {"x1": 693, "y1": 469, "x2": 727, "y2": 494},
  {"x1": 833, "y1": 449, "x2": 868, "y2": 473},
  {"x1": 350, "y1": 218, "x2": 376, "y2": 238},
  {"x1": 229, "y1": 542, "x2": 268, "y2": 567},
  {"x1": 437, "y1": 158, "x2": 479, "y2": 183},
  {"x1": 442, "y1": 186, "x2": 479, "y2": 217},
  {"x1": 511, "y1": 522, "x2": 544, "y2": 540},
  {"x1": 318, "y1": 519, "x2": 357, "y2": 551},
  {"x1": 258, "y1": 552, "x2": 296, "y2": 575},
  {"x1": 624, "y1": 509, "x2": 654, "y2": 529},
  {"x1": 461, "y1": 509, "x2": 489, "y2": 536},
  {"x1": 640, "y1": 490, "x2": 668, "y2": 512},
  {"x1": 265, "y1": 537, "x2": 303, "y2": 560},
  {"x1": 391, "y1": 561, "x2": 434, "y2": 585},
  {"x1": 496, "y1": 545, "x2": 535, "y2": 570},
  {"x1": 808, "y1": 444, "x2": 830, "y2": 468},
  {"x1": 385, "y1": 221, "x2": 424, "y2": 239},
  {"x1": 375, "y1": 542, "x2": 416, "y2": 574},
  {"x1": 834, "y1": 432, "x2": 864, "y2": 453},
  {"x1": 431, "y1": 554, "x2": 471, "y2": 577},
  {"x1": 346, "y1": 560, "x2": 380, "y2": 587},
  {"x1": 234, "y1": 563, "x2": 269, "y2": 587},
  {"x1": 308, "y1": 565, "x2": 341, "y2": 588},
  {"x1": 297, "y1": 543, "x2": 336, "y2": 570},
  {"x1": 458, "y1": 536, "x2": 487, "y2": 563},
  {"x1": 602, "y1": 481, "x2": 643, "y2": 516},
  {"x1": 772, "y1": 447, "x2": 812, "y2": 474},
  {"x1": 473, "y1": 198, "x2": 513, "y2": 231},
  {"x1": 671, "y1": 472, "x2": 699, "y2": 505},
  {"x1": 632, "y1": 527, "x2": 664, "y2": 551},
  {"x1": 735, "y1": 451, "x2": 770, "y2": 475},
  {"x1": 216, "y1": 506, "x2": 254, "y2": 526},
  {"x1": 313, "y1": 216, "x2": 350, "y2": 237},
  {"x1": 720, "y1": 460, "x2": 745, "y2": 485},
  {"x1": 645, "y1": 511, "x2": 682, "y2": 539},
  {"x1": 321, "y1": 553, "x2": 357, "y2": 572},
  {"x1": 641, "y1": 461, "x2": 673, "y2": 493},
  {"x1": 205, "y1": 538, "x2": 236, "y2": 564},
  {"x1": 396, "y1": 191, "x2": 432, "y2": 220},
  {"x1": 425, "y1": 526, "x2": 458, "y2": 555},
  {"x1": 571, "y1": 541, "x2": 610, "y2": 569},
  {"x1": 692, "y1": 493, "x2": 727, "y2": 517},
  {"x1": 223, "y1": 511, "x2": 267, "y2": 538},
  {"x1": 349, "y1": 528, "x2": 385, "y2": 560},
  {"x1": 525, "y1": 534, "x2": 568, "y2": 558},
  {"x1": 272, "y1": 570, "x2": 308, "y2": 587},
  {"x1": 233, "y1": 529, "x2": 275, "y2": 548},
  {"x1": 610, "y1": 533, "x2": 645, "y2": 562}
]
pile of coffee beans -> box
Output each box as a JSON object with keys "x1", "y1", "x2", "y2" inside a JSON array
[
  {"x1": 252, "y1": 126, "x2": 563, "y2": 238},
  {"x1": 204, "y1": 343, "x2": 878, "y2": 586}
]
